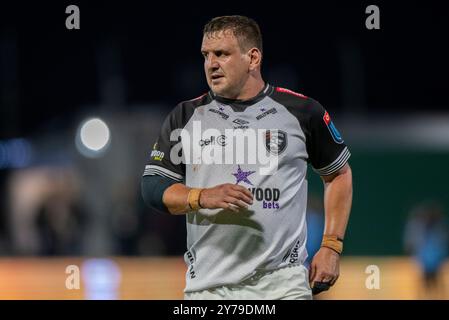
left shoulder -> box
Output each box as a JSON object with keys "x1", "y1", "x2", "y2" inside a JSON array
[
  {"x1": 270, "y1": 86, "x2": 324, "y2": 115},
  {"x1": 273, "y1": 87, "x2": 308, "y2": 100}
]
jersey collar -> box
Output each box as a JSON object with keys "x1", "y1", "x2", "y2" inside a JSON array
[{"x1": 210, "y1": 83, "x2": 272, "y2": 107}]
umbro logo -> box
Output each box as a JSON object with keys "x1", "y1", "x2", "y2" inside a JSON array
[{"x1": 232, "y1": 118, "x2": 249, "y2": 125}]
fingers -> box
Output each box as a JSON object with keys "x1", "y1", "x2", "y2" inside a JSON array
[
  {"x1": 231, "y1": 184, "x2": 254, "y2": 200},
  {"x1": 318, "y1": 270, "x2": 335, "y2": 283},
  {"x1": 309, "y1": 262, "x2": 338, "y2": 290},
  {"x1": 205, "y1": 183, "x2": 254, "y2": 211},
  {"x1": 311, "y1": 270, "x2": 338, "y2": 288},
  {"x1": 228, "y1": 203, "x2": 240, "y2": 212},
  {"x1": 218, "y1": 202, "x2": 239, "y2": 212},
  {"x1": 223, "y1": 196, "x2": 249, "y2": 210},
  {"x1": 309, "y1": 249, "x2": 340, "y2": 295},
  {"x1": 316, "y1": 271, "x2": 336, "y2": 283},
  {"x1": 221, "y1": 184, "x2": 254, "y2": 211},
  {"x1": 227, "y1": 190, "x2": 253, "y2": 205},
  {"x1": 212, "y1": 197, "x2": 249, "y2": 212},
  {"x1": 329, "y1": 274, "x2": 339, "y2": 286}
]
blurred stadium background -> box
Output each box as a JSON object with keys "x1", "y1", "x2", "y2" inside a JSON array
[{"x1": 0, "y1": 1, "x2": 448, "y2": 299}]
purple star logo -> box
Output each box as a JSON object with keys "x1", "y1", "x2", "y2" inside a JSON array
[
  {"x1": 219, "y1": 106, "x2": 224, "y2": 111},
  {"x1": 260, "y1": 108, "x2": 266, "y2": 112},
  {"x1": 232, "y1": 165, "x2": 256, "y2": 185}
]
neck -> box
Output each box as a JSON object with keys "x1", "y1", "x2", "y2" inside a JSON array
[{"x1": 231, "y1": 74, "x2": 265, "y2": 100}]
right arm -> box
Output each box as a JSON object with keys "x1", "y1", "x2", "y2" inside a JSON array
[
  {"x1": 141, "y1": 175, "x2": 253, "y2": 215},
  {"x1": 162, "y1": 182, "x2": 254, "y2": 215}
]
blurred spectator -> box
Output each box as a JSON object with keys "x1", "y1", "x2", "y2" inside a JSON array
[
  {"x1": 35, "y1": 192, "x2": 85, "y2": 255},
  {"x1": 136, "y1": 195, "x2": 187, "y2": 256},
  {"x1": 8, "y1": 166, "x2": 86, "y2": 255},
  {"x1": 404, "y1": 201, "x2": 449, "y2": 299},
  {"x1": 109, "y1": 179, "x2": 141, "y2": 255}
]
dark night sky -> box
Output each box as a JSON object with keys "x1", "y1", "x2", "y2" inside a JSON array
[{"x1": 1, "y1": 1, "x2": 448, "y2": 138}]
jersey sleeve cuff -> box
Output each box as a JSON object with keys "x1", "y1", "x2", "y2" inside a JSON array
[
  {"x1": 143, "y1": 164, "x2": 184, "y2": 182},
  {"x1": 313, "y1": 147, "x2": 351, "y2": 176}
]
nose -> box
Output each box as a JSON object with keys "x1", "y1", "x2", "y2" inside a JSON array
[{"x1": 206, "y1": 54, "x2": 219, "y2": 70}]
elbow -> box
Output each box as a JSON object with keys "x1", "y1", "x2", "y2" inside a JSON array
[
  {"x1": 339, "y1": 163, "x2": 353, "y2": 189},
  {"x1": 339, "y1": 162, "x2": 352, "y2": 177}
]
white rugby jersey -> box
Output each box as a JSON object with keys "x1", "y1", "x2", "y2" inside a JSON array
[{"x1": 143, "y1": 84, "x2": 350, "y2": 292}]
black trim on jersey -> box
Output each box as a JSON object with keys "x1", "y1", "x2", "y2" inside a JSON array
[
  {"x1": 315, "y1": 147, "x2": 350, "y2": 176},
  {"x1": 211, "y1": 83, "x2": 273, "y2": 112},
  {"x1": 269, "y1": 89, "x2": 350, "y2": 176},
  {"x1": 143, "y1": 93, "x2": 213, "y2": 181},
  {"x1": 143, "y1": 165, "x2": 183, "y2": 181}
]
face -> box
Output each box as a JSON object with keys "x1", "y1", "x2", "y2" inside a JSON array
[{"x1": 201, "y1": 30, "x2": 251, "y2": 99}]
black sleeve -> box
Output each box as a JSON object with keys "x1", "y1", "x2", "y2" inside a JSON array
[
  {"x1": 141, "y1": 104, "x2": 189, "y2": 213},
  {"x1": 305, "y1": 99, "x2": 350, "y2": 176},
  {"x1": 142, "y1": 103, "x2": 186, "y2": 182},
  {"x1": 141, "y1": 175, "x2": 178, "y2": 213}
]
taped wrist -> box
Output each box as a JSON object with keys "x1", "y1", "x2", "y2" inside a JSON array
[
  {"x1": 321, "y1": 235, "x2": 344, "y2": 254},
  {"x1": 188, "y1": 188, "x2": 204, "y2": 211}
]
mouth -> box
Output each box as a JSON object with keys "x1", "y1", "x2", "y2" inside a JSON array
[{"x1": 211, "y1": 74, "x2": 224, "y2": 81}]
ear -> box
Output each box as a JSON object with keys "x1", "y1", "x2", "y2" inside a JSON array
[{"x1": 247, "y1": 48, "x2": 262, "y2": 71}]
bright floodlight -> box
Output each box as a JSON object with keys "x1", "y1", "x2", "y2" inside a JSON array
[{"x1": 76, "y1": 117, "x2": 111, "y2": 158}]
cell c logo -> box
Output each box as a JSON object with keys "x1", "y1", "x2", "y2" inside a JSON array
[
  {"x1": 216, "y1": 135, "x2": 226, "y2": 146},
  {"x1": 199, "y1": 135, "x2": 227, "y2": 147}
]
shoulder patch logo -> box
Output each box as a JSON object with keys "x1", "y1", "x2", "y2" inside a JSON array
[
  {"x1": 323, "y1": 111, "x2": 344, "y2": 144},
  {"x1": 275, "y1": 87, "x2": 308, "y2": 99},
  {"x1": 150, "y1": 141, "x2": 164, "y2": 161}
]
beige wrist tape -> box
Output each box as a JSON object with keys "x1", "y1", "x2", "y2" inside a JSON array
[
  {"x1": 188, "y1": 188, "x2": 204, "y2": 211},
  {"x1": 321, "y1": 235, "x2": 344, "y2": 255}
]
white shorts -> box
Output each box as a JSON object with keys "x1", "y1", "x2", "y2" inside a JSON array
[{"x1": 184, "y1": 264, "x2": 312, "y2": 300}]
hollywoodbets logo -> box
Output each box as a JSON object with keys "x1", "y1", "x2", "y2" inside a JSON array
[
  {"x1": 232, "y1": 165, "x2": 281, "y2": 209},
  {"x1": 249, "y1": 187, "x2": 280, "y2": 209}
]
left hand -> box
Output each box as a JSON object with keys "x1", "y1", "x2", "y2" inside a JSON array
[{"x1": 309, "y1": 247, "x2": 340, "y2": 294}]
